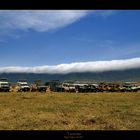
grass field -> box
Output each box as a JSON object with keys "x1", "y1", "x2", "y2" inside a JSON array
[{"x1": 0, "y1": 92, "x2": 139, "y2": 130}]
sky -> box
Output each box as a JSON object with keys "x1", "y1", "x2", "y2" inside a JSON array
[{"x1": 0, "y1": 10, "x2": 140, "y2": 73}]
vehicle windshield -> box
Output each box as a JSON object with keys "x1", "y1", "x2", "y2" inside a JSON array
[
  {"x1": 21, "y1": 84, "x2": 28, "y2": 86},
  {"x1": 69, "y1": 85, "x2": 75, "y2": 87},
  {"x1": 123, "y1": 85, "x2": 132, "y2": 88},
  {"x1": 38, "y1": 85, "x2": 45, "y2": 87},
  {"x1": 1, "y1": 83, "x2": 9, "y2": 86}
]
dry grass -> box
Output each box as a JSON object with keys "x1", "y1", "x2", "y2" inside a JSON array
[{"x1": 0, "y1": 92, "x2": 139, "y2": 130}]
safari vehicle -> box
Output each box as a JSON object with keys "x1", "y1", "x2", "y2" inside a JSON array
[
  {"x1": 36, "y1": 85, "x2": 47, "y2": 92},
  {"x1": 88, "y1": 84, "x2": 99, "y2": 92},
  {"x1": 120, "y1": 83, "x2": 138, "y2": 92},
  {"x1": 16, "y1": 79, "x2": 30, "y2": 92},
  {"x1": 49, "y1": 80, "x2": 64, "y2": 92},
  {"x1": 74, "y1": 83, "x2": 89, "y2": 93},
  {"x1": 30, "y1": 80, "x2": 47, "y2": 92},
  {"x1": 62, "y1": 82, "x2": 76, "y2": 92},
  {"x1": 0, "y1": 78, "x2": 10, "y2": 92}
]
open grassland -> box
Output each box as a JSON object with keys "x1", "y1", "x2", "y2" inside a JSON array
[{"x1": 0, "y1": 92, "x2": 139, "y2": 130}]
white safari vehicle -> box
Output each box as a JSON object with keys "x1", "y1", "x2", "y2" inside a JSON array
[
  {"x1": 0, "y1": 78, "x2": 10, "y2": 92},
  {"x1": 16, "y1": 80, "x2": 30, "y2": 92}
]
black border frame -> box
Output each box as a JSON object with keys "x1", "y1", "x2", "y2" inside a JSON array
[{"x1": 0, "y1": 0, "x2": 140, "y2": 140}]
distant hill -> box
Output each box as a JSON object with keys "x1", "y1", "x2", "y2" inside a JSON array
[{"x1": 0, "y1": 68, "x2": 140, "y2": 83}]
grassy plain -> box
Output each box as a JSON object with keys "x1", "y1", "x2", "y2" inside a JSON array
[{"x1": 0, "y1": 92, "x2": 139, "y2": 130}]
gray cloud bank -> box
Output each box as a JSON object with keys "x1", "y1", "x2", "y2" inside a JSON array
[{"x1": 0, "y1": 58, "x2": 140, "y2": 74}]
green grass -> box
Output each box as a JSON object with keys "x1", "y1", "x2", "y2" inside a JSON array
[{"x1": 0, "y1": 92, "x2": 139, "y2": 130}]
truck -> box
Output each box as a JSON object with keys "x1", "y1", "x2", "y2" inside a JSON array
[
  {"x1": 0, "y1": 78, "x2": 10, "y2": 92},
  {"x1": 49, "y1": 80, "x2": 64, "y2": 92},
  {"x1": 30, "y1": 80, "x2": 47, "y2": 92},
  {"x1": 36, "y1": 85, "x2": 47, "y2": 92},
  {"x1": 16, "y1": 79, "x2": 30, "y2": 92},
  {"x1": 119, "y1": 83, "x2": 138, "y2": 92}
]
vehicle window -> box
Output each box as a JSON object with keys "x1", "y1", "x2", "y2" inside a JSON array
[
  {"x1": 21, "y1": 84, "x2": 28, "y2": 86},
  {"x1": 1, "y1": 83, "x2": 9, "y2": 86}
]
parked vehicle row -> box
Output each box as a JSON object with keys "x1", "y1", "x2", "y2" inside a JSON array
[
  {"x1": 0, "y1": 78, "x2": 140, "y2": 93},
  {"x1": 0, "y1": 79, "x2": 47, "y2": 93},
  {"x1": 59, "y1": 82, "x2": 140, "y2": 93}
]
